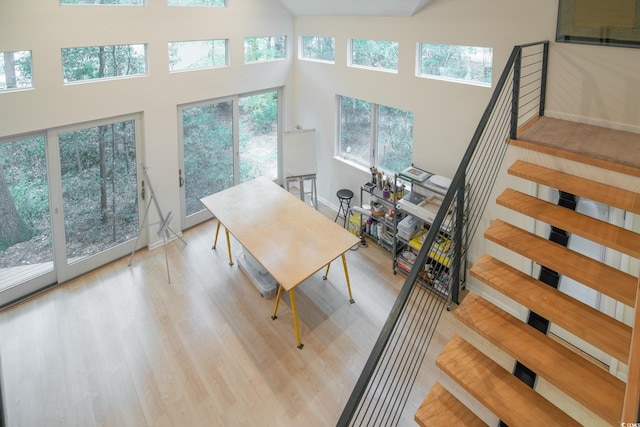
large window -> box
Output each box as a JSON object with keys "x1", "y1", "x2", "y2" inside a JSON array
[
  {"x1": 62, "y1": 44, "x2": 147, "y2": 83},
  {"x1": 169, "y1": 39, "x2": 228, "y2": 72},
  {"x1": 1, "y1": 51, "x2": 33, "y2": 92},
  {"x1": 179, "y1": 89, "x2": 280, "y2": 228},
  {"x1": 350, "y1": 39, "x2": 398, "y2": 72},
  {"x1": 239, "y1": 91, "x2": 278, "y2": 182},
  {"x1": 338, "y1": 96, "x2": 413, "y2": 174},
  {"x1": 0, "y1": 135, "x2": 53, "y2": 293},
  {"x1": 417, "y1": 43, "x2": 493, "y2": 87},
  {"x1": 58, "y1": 120, "x2": 139, "y2": 262},
  {"x1": 244, "y1": 36, "x2": 287, "y2": 63},
  {"x1": 0, "y1": 115, "x2": 142, "y2": 306},
  {"x1": 300, "y1": 36, "x2": 335, "y2": 63},
  {"x1": 181, "y1": 101, "x2": 233, "y2": 217}
]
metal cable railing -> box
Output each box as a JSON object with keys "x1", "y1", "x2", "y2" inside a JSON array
[{"x1": 338, "y1": 41, "x2": 549, "y2": 427}]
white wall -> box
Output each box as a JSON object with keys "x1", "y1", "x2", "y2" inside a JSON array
[
  {"x1": 0, "y1": 0, "x2": 294, "y2": 246},
  {"x1": 291, "y1": 0, "x2": 640, "y2": 208},
  {"x1": 2, "y1": 0, "x2": 639, "y2": 245}
]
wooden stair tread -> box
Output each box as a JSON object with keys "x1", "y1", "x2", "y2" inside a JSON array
[
  {"x1": 508, "y1": 160, "x2": 640, "y2": 215},
  {"x1": 437, "y1": 334, "x2": 582, "y2": 427},
  {"x1": 485, "y1": 219, "x2": 637, "y2": 306},
  {"x1": 415, "y1": 383, "x2": 487, "y2": 427},
  {"x1": 455, "y1": 292, "x2": 625, "y2": 425},
  {"x1": 497, "y1": 187, "x2": 640, "y2": 259},
  {"x1": 470, "y1": 254, "x2": 631, "y2": 362}
]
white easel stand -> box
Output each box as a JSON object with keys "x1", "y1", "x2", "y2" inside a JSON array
[{"x1": 128, "y1": 164, "x2": 186, "y2": 283}]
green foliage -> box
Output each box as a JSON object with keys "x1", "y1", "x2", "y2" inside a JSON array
[
  {"x1": 58, "y1": 120, "x2": 139, "y2": 258},
  {"x1": 420, "y1": 44, "x2": 492, "y2": 84},
  {"x1": 182, "y1": 102, "x2": 234, "y2": 215},
  {"x1": 62, "y1": 44, "x2": 146, "y2": 83},
  {"x1": 244, "y1": 37, "x2": 286, "y2": 63},
  {"x1": 169, "y1": 40, "x2": 227, "y2": 71},
  {"x1": 339, "y1": 96, "x2": 413, "y2": 174},
  {"x1": 302, "y1": 36, "x2": 335, "y2": 61},
  {"x1": 240, "y1": 92, "x2": 278, "y2": 134},
  {"x1": 0, "y1": 50, "x2": 33, "y2": 90},
  {"x1": 340, "y1": 96, "x2": 372, "y2": 165},
  {"x1": 351, "y1": 39, "x2": 398, "y2": 71},
  {"x1": 377, "y1": 106, "x2": 413, "y2": 173}
]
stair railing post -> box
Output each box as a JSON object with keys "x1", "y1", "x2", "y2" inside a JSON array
[
  {"x1": 539, "y1": 41, "x2": 549, "y2": 117},
  {"x1": 509, "y1": 46, "x2": 522, "y2": 140},
  {"x1": 622, "y1": 273, "x2": 640, "y2": 423}
]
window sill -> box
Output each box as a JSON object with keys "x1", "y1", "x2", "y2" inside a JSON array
[{"x1": 333, "y1": 155, "x2": 369, "y2": 173}]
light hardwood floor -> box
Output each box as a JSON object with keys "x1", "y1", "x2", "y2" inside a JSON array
[{"x1": 1, "y1": 202, "x2": 473, "y2": 427}]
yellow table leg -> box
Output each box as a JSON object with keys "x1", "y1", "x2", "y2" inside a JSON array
[
  {"x1": 322, "y1": 262, "x2": 331, "y2": 280},
  {"x1": 289, "y1": 290, "x2": 303, "y2": 349},
  {"x1": 342, "y1": 253, "x2": 355, "y2": 304},
  {"x1": 271, "y1": 285, "x2": 283, "y2": 320},
  {"x1": 225, "y1": 228, "x2": 233, "y2": 266},
  {"x1": 212, "y1": 221, "x2": 221, "y2": 249}
]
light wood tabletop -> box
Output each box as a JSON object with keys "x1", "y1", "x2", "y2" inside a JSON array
[{"x1": 200, "y1": 176, "x2": 360, "y2": 348}]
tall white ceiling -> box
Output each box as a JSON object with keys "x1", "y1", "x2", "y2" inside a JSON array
[{"x1": 275, "y1": 0, "x2": 434, "y2": 17}]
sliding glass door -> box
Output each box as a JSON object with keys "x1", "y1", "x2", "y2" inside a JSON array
[
  {"x1": 0, "y1": 134, "x2": 55, "y2": 305},
  {"x1": 180, "y1": 99, "x2": 235, "y2": 228},
  {"x1": 53, "y1": 118, "x2": 141, "y2": 281},
  {"x1": 0, "y1": 114, "x2": 143, "y2": 307},
  {"x1": 179, "y1": 88, "x2": 281, "y2": 229}
]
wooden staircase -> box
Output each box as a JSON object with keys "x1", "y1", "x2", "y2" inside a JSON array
[{"x1": 415, "y1": 138, "x2": 640, "y2": 426}]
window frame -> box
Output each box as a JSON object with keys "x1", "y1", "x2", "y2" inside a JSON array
[
  {"x1": 348, "y1": 38, "x2": 399, "y2": 74},
  {"x1": 168, "y1": 39, "x2": 229, "y2": 72},
  {"x1": 177, "y1": 87, "x2": 283, "y2": 229},
  {"x1": 0, "y1": 50, "x2": 34, "y2": 92},
  {"x1": 244, "y1": 36, "x2": 288, "y2": 64},
  {"x1": 299, "y1": 35, "x2": 336, "y2": 64},
  {"x1": 61, "y1": 43, "x2": 148, "y2": 84},
  {"x1": 416, "y1": 42, "x2": 493, "y2": 87},
  {"x1": 336, "y1": 95, "x2": 413, "y2": 175}
]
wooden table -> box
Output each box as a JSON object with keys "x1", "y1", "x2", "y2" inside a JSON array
[{"x1": 200, "y1": 176, "x2": 360, "y2": 349}]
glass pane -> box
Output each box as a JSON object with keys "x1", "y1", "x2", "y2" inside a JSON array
[
  {"x1": 339, "y1": 96, "x2": 371, "y2": 167},
  {"x1": 419, "y1": 43, "x2": 492, "y2": 86},
  {"x1": 376, "y1": 106, "x2": 413, "y2": 174},
  {"x1": 58, "y1": 120, "x2": 139, "y2": 262},
  {"x1": 239, "y1": 92, "x2": 278, "y2": 182},
  {"x1": 301, "y1": 36, "x2": 335, "y2": 62},
  {"x1": 351, "y1": 39, "x2": 398, "y2": 71},
  {"x1": 62, "y1": 44, "x2": 147, "y2": 83},
  {"x1": 0, "y1": 50, "x2": 33, "y2": 91},
  {"x1": 0, "y1": 136, "x2": 53, "y2": 290},
  {"x1": 244, "y1": 36, "x2": 286, "y2": 63},
  {"x1": 169, "y1": 40, "x2": 227, "y2": 71},
  {"x1": 182, "y1": 101, "x2": 234, "y2": 216}
]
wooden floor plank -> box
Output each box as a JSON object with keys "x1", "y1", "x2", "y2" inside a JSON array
[
  {"x1": 437, "y1": 334, "x2": 581, "y2": 427},
  {"x1": 454, "y1": 292, "x2": 625, "y2": 425},
  {"x1": 510, "y1": 116, "x2": 640, "y2": 178},
  {"x1": 470, "y1": 254, "x2": 631, "y2": 362},
  {"x1": 497, "y1": 187, "x2": 640, "y2": 259},
  {"x1": 415, "y1": 382, "x2": 487, "y2": 427},
  {"x1": 508, "y1": 160, "x2": 640, "y2": 215},
  {"x1": 484, "y1": 219, "x2": 637, "y2": 306}
]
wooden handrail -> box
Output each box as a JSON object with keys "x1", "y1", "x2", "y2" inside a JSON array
[{"x1": 622, "y1": 273, "x2": 640, "y2": 423}]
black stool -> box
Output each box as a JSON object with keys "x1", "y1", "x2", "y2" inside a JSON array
[{"x1": 335, "y1": 189, "x2": 354, "y2": 228}]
